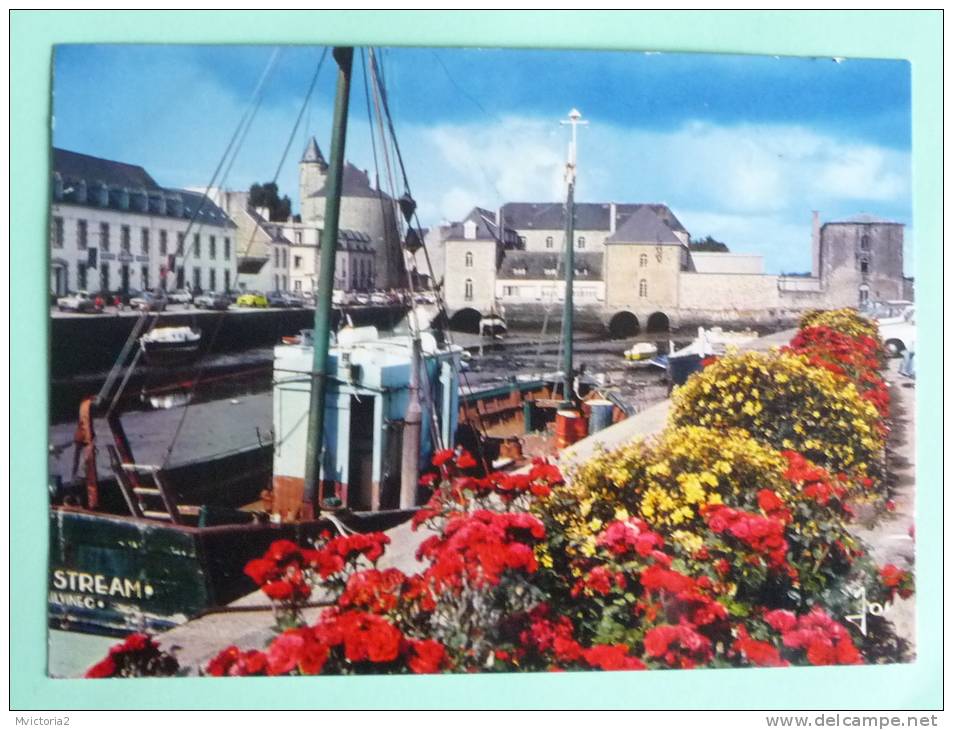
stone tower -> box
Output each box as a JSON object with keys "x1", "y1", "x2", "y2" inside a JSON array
[
  {"x1": 298, "y1": 136, "x2": 328, "y2": 213},
  {"x1": 818, "y1": 214, "x2": 905, "y2": 308}
]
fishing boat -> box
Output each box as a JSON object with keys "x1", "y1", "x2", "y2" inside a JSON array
[
  {"x1": 139, "y1": 326, "x2": 202, "y2": 366},
  {"x1": 49, "y1": 47, "x2": 461, "y2": 637}
]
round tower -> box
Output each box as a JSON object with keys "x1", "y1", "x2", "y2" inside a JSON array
[{"x1": 298, "y1": 136, "x2": 328, "y2": 215}]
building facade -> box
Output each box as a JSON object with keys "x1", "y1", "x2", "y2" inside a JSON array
[
  {"x1": 50, "y1": 149, "x2": 237, "y2": 297},
  {"x1": 439, "y1": 198, "x2": 908, "y2": 334}
]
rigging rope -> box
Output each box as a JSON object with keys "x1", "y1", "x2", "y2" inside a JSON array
[
  {"x1": 366, "y1": 48, "x2": 495, "y2": 469},
  {"x1": 161, "y1": 48, "x2": 329, "y2": 466}
]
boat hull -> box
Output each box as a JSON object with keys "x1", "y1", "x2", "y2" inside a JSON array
[{"x1": 48, "y1": 507, "x2": 416, "y2": 637}]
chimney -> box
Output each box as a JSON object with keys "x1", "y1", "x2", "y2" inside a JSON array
[
  {"x1": 609, "y1": 202, "x2": 617, "y2": 235},
  {"x1": 255, "y1": 206, "x2": 271, "y2": 222},
  {"x1": 811, "y1": 210, "x2": 821, "y2": 278}
]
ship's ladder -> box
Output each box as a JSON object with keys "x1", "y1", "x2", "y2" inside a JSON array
[{"x1": 106, "y1": 445, "x2": 199, "y2": 524}]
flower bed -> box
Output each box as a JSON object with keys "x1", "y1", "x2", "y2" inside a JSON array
[{"x1": 85, "y1": 309, "x2": 912, "y2": 677}]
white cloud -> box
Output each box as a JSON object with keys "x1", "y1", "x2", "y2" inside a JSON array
[{"x1": 385, "y1": 115, "x2": 910, "y2": 274}]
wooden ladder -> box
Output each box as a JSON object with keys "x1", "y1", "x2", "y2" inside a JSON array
[{"x1": 107, "y1": 445, "x2": 199, "y2": 523}]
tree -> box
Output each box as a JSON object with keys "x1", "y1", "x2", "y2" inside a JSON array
[
  {"x1": 249, "y1": 182, "x2": 292, "y2": 222},
  {"x1": 689, "y1": 235, "x2": 730, "y2": 252}
]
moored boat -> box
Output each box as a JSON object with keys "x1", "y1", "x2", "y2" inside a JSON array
[{"x1": 139, "y1": 326, "x2": 202, "y2": 366}]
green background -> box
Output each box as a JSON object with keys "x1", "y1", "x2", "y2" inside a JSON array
[{"x1": 10, "y1": 10, "x2": 942, "y2": 709}]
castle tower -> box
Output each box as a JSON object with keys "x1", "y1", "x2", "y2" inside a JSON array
[{"x1": 299, "y1": 136, "x2": 328, "y2": 214}]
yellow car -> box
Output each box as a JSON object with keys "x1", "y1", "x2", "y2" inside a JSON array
[{"x1": 236, "y1": 292, "x2": 268, "y2": 308}]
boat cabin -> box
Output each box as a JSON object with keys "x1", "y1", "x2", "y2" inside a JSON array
[{"x1": 272, "y1": 326, "x2": 461, "y2": 511}]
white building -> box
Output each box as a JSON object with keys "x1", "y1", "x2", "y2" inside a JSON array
[{"x1": 50, "y1": 148, "x2": 237, "y2": 297}]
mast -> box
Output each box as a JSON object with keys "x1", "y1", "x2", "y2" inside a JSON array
[
  {"x1": 560, "y1": 108, "x2": 586, "y2": 405},
  {"x1": 302, "y1": 47, "x2": 354, "y2": 516}
]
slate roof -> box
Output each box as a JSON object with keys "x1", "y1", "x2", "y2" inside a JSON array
[
  {"x1": 501, "y1": 201, "x2": 687, "y2": 235},
  {"x1": 605, "y1": 206, "x2": 682, "y2": 245},
  {"x1": 445, "y1": 207, "x2": 520, "y2": 246},
  {"x1": 498, "y1": 251, "x2": 603, "y2": 281},
  {"x1": 53, "y1": 148, "x2": 161, "y2": 191},
  {"x1": 307, "y1": 162, "x2": 392, "y2": 200},
  {"x1": 52, "y1": 148, "x2": 234, "y2": 227},
  {"x1": 246, "y1": 207, "x2": 291, "y2": 243},
  {"x1": 300, "y1": 136, "x2": 327, "y2": 167},
  {"x1": 171, "y1": 188, "x2": 237, "y2": 229}
]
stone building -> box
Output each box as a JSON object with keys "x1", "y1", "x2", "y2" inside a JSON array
[
  {"x1": 439, "y1": 198, "x2": 908, "y2": 335},
  {"x1": 298, "y1": 137, "x2": 404, "y2": 289},
  {"x1": 279, "y1": 220, "x2": 377, "y2": 295},
  {"x1": 49, "y1": 148, "x2": 237, "y2": 297}
]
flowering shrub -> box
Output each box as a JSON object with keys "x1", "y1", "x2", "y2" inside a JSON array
[
  {"x1": 800, "y1": 308, "x2": 880, "y2": 341},
  {"x1": 669, "y1": 350, "x2": 884, "y2": 490},
  {"x1": 85, "y1": 633, "x2": 179, "y2": 678},
  {"x1": 84, "y1": 308, "x2": 910, "y2": 678}
]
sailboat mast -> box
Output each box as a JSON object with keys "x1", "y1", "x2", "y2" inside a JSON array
[
  {"x1": 303, "y1": 46, "x2": 354, "y2": 515},
  {"x1": 560, "y1": 108, "x2": 586, "y2": 404}
]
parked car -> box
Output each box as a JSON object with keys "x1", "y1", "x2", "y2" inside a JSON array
[
  {"x1": 878, "y1": 306, "x2": 915, "y2": 357},
  {"x1": 265, "y1": 291, "x2": 292, "y2": 308},
  {"x1": 352, "y1": 292, "x2": 371, "y2": 306},
  {"x1": 193, "y1": 291, "x2": 232, "y2": 310},
  {"x1": 130, "y1": 291, "x2": 168, "y2": 312},
  {"x1": 56, "y1": 291, "x2": 104, "y2": 313},
  {"x1": 236, "y1": 292, "x2": 268, "y2": 308},
  {"x1": 282, "y1": 292, "x2": 305, "y2": 308},
  {"x1": 167, "y1": 289, "x2": 194, "y2": 305}
]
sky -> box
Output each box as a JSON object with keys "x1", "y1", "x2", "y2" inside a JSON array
[{"x1": 52, "y1": 45, "x2": 912, "y2": 274}]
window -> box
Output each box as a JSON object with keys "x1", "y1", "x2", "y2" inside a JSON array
[
  {"x1": 282, "y1": 275, "x2": 288, "y2": 290},
  {"x1": 209, "y1": 235, "x2": 216, "y2": 260},
  {"x1": 77, "y1": 262, "x2": 87, "y2": 290},
  {"x1": 141, "y1": 265, "x2": 150, "y2": 290},
  {"x1": 513, "y1": 267, "x2": 527, "y2": 276},
  {"x1": 224, "y1": 270, "x2": 231, "y2": 291},
  {"x1": 274, "y1": 275, "x2": 280, "y2": 290},
  {"x1": 51, "y1": 216, "x2": 64, "y2": 248},
  {"x1": 543, "y1": 268, "x2": 557, "y2": 276},
  {"x1": 464, "y1": 279, "x2": 474, "y2": 301},
  {"x1": 518, "y1": 235, "x2": 527, "y2": 246},
  {"x1": 224, "y1": 237, "x2": 231, "y2": 260},
  {"x1": 465, "y1": 251, "x2": 473, "y2": 268},
  {"x1": 193, "y1": 233, "x2": 201, "y2": 258},
  {"x1": 282, "y1": 249, "x2": 288, "y2": 268},
  {"x1": 159, "y1": 230, "x2": 167, "y2": 256},
  {"x1": 577, "y1": 236, "x2": 585, "y2": 249},
  {"x1": 294, "y1": 255, "x2": 303, "y2": 270},
  {"x1": 503, "y1": 286, "x2": 518, "y2": 297},
  {"x1": 859, "y1": 285, "x2": 870, "y2": 305},
  {"x1": 294, "y1": 279, "x2": 302, "y2": 292},
  {"x1": 209, "y1": 269, "x2": 216, "y2": 291},
  {"x1": 860, "y1": 234, "x2": 870, "y2": 251},
  {"x1": 77, "y1": 220, "x2": 88, "y2": 250},
  {"x1": 274, "y1": 248, "x2": 280, "y2": 266},
  {"x1": 176, "y1": 232, "x2": 185, "y2": 256},
  {"x1": 141, "y1": 228, "x2": 150, "y2": 255},
  {"x1": 545, "y1": 236, "x2": 554, "y2": 249},
  {"x1": 100, "y1": 263, "x2": 110, "y2": 292},
  {"x1": 100, "y1": 222, "x2": 110, "y2": 251},
  {"x1": 639, "y1": 253, "x2": 648, "y2": 267},
  {"x1": 193, "y1": 267, "x2": 202, "y2": 290},
  {"x1": 295, "y1": 231, "x2": 303, "y2": 244},
  {"x1": 120, "y1": 225, "x2": 131, "y2": 253},
  {"x1": 639, "y1": 279, "x2": 648, "y2": 297},
  {"x1": 860, "y1": 258, "x2": 869, "y2": 274}
]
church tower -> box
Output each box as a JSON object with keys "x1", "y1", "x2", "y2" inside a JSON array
[{"x1": 299, "y1": 136, "x2": 328, "y2": 219}]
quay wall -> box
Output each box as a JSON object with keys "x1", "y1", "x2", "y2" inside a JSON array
[{"x1": 50, "y1": 305, "x2": 407, "y2": 376}]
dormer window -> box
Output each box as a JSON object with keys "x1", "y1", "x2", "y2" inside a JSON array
[
  {"x1": 463, "y1": 220, "x2": 477, "y2": 240},
  {"x1": 543, "y1": 268, "x2": 557, "y2": 276},
  {"x1": 513, "y1": 267, "x2": 527, "y2": 276}
]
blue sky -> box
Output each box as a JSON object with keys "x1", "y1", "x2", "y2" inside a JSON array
[{"x1": 52, "y1": 45, "x2": 912, "y2": 273}]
